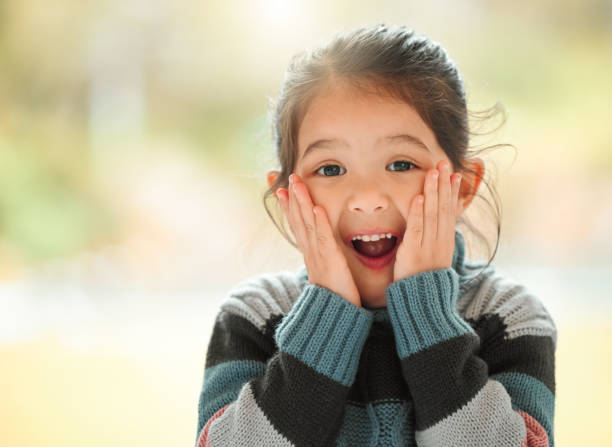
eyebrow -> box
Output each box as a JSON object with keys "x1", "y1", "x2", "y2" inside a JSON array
[{"x1": 301, "y1": 134, "x2": 430, "y2": 161}]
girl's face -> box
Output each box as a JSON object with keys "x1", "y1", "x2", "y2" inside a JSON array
[{"x1": 288, "y1": 80, "x2": 471, "y2": 308}]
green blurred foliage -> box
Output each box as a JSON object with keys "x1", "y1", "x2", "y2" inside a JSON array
[{"x1": 0, "y1": 141, "x2": 115, "y2": 261}]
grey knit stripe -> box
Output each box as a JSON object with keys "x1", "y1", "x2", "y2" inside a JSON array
[
  {"x1": 221, "y1": 270, "x2": 304, "y2": 331},
  {"x1": 274, "y1": 274, "x2": 303, "y2": 309},
  {"x1": 415, "y1": 380, "x2": 527, "y2": 446},
  {"x1": 207, "y1": 382, "x2": 294, "y2": 446},
  {"x1": 458, "y1": 272, "x2": 557, "y2": 348},
  {"x1": 260, "y1": 275, "x2": 299, "y2": 312},
  {"x1": 222, "y1": 296, "x2": 270, "y2": 330}
]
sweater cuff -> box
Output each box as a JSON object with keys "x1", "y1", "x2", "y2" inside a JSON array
[
  {"x1": 386, "y1": 268, "x2": 475, "y2": 358},
  {"x1": 274, "y1": 284, "x2": 373, "y2": 387}
]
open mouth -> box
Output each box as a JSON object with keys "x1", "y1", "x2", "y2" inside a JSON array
[
  {"x1": 348, "y1": 234, "x2": 400, "y2": 271},
  {"x1": 351, "y1": 236, "x2": 397, "y2": 258}
]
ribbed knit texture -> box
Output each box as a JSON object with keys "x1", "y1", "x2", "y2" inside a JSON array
[
  {"x1": 274, "y1": 284, "x2": 373, "y2": 386},
  {"x1": 195, "y1": 230, "x2": 557, "y2": 447},
  {"x1": 386, "y1": 268, "x2": 475, "y2": 357}
]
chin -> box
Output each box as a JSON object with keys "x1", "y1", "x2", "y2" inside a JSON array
[
  {"x1": 357, "y1": 281, "x2": 390, "y2": 308},
  {"x1": 361, "y1": 294, "x2": 387, "y2": 309},
  {"x1": 348, "y1": 264, "x2": 392, "y2": 302}
]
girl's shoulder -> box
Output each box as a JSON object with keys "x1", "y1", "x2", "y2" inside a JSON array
[
  {"x1": 457, "y1": 260, "x2": 558, "y2": 349},
  {"x1": 215, "y1": 267, "x2": 309, "y2": 332}
]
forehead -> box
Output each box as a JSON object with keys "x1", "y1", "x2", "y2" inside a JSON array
[{"x1": 296, "y1": 80, "x2": 441, "y2": 160}]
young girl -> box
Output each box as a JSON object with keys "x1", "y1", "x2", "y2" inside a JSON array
[{"x1": 195, "y1": 24, "x2": 556, "y2": 446}]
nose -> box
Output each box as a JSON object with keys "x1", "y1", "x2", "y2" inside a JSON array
[{"x1": 346, "y1": 180, "x2": 390, "y2": 214}]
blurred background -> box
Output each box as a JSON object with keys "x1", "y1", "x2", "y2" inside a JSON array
[{"x1": 1, "y1": 0, "x2": 611, "y2": 445}]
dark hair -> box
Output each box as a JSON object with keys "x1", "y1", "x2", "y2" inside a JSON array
[{"x1": 263, "y1": 23, "x2": 511, "y2": 273}]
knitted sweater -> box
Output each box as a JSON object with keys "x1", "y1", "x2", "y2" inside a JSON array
[{"x1": 195, "y1": 230, "x2": 557, "y2": 446}]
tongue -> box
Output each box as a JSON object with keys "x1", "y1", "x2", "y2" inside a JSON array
[{"x1": 353, "y1": 238, "x2": 396, "y2": 258}]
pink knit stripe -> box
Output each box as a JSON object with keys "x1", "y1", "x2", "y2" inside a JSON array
[
  {"x1": 518, "y1": 410, "x2": 549, "y2": 447},
  {"x1": 197, "y1": 404, "x2": 231, "y2": 447}
]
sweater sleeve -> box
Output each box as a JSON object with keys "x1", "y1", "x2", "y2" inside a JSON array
[
  {"x1": 385, "y1": 268, "x2": 556, "y2": 447},
  {"x1": 195, "y1": 284, "x2": 373, "y2": 447}
]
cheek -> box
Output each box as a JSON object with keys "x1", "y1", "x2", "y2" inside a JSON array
[
  {"x1": 390, "y1": 185, "x2": 421, "y2": 213},
  {"x1": 308, "y1": 186, "x2": 340, "y2": 224},
  {"x1": 310, "y1": 190, "x2": 330, "y2": 210}
]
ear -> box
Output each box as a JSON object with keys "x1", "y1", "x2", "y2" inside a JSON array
[
  {"x1": 267, "y1": 170, "x2": 280, "y2": 188},
  {"x1": 456, "y1": 157, "x2": 484, "y2": 218}
]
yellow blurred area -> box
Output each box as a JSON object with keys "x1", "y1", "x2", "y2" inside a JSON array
[
  {"x1": 1, "y1": 323, "x2": 610, "y2": 446},
  {"x1": 0, "y1": 334, "x2": 198, "y2": 446}
]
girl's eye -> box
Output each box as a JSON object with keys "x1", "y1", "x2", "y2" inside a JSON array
[
  {"x1": 314, "y1": 161, "x2": 417, "y2": 176},
  {"x1": 315, "y1": 164, "x2": 346, "y2": 176},
  {"x1": 387, "y1": 160, "x2": 417, "y2": 171}
]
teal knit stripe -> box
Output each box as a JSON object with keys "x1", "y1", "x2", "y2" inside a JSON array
[
  {"x1": 199, "y1": 360, "x2": 266, "y2": 426},
  {"x1": 491, "y1": 371, "x2": 555, "y2": 447},
  {"x1": 274, "y1": 284, "x2": 373, "y2": 387},
  {"x1": 386, "y1": 268, "x2": 475, "y2": 358}
]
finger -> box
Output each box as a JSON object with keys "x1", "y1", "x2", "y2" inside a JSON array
[
  {"x1": 312, "y1": 205, "x2": 335, "y2": 255},
  {"x1": 277, "y1": 188, "x2": 301, "y2": 247},
  {"x1": 406, "y1": 194, "x2": 424, "y2": 247},
  {"x1": 450, "y1": 173, "x2": 462, "y2": 219},
  {"x1": 288, "y1": 181, "x2": 307, "y2": 248},
  {"x1": 422, "y1": 168, "x2": 438, "y2": 243},
  {"x1": 292, "y1": 180, "x2": 317, "y2": 247},
  {"x1": 278, "y1": 187, "x2": 298, "y2": 241},
  {"x1": 276, "y1": 188, "x2": 289, "y2": 216},
  {"x1": 437, "y1": 161, "x2": 453, "y2": 242}
]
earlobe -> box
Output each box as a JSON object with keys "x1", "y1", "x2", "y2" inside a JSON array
[
  {"x1": 456, "y1": 158, "x2": 484, "y2": 217},
  {"x1": 267, "y1": 170, "x2": 280, "y2": 188}
]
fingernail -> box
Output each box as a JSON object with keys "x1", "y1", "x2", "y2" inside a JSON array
[
  {"x1": 432, "y1": 171, "x2": 439, "y2": 180},
  {"x1": 288, "y1": 174, "x2": 295, "y2": 184}
]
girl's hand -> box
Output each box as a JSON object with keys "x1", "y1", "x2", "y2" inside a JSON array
[
  {"x1": 275, "y1": 173, "x2": 362, "y2": 308},
  {"x1": 393, "y1": 160, "x2": 463, "y2": 281}
]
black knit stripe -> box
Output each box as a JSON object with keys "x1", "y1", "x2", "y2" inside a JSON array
[
  {"x1": 400, "y1": 332, "x2": 488, "y2": 431},
  {"x1": 479, "y1": 335, "x2": 556, "y2": 394},
  {"x1": 466, "y1": 313, "x2": 556, "y2": 394},
  {"x1": 347, "y1": 323, "x2": 411, "y2": 404},
  {"x1": 205, "y1": 311, "x2": 282, "y2": 368},
  {"x1": 251, "y1": 350, "x2": 349, "y2": 447}
]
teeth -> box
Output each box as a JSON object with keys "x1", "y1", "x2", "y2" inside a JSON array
[{"x1": 351, "y1": 233, "x2": 394, "y2": 242}]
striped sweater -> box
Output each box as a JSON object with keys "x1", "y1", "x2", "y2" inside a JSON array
[{"x1": 195, "y1": 230, "x2": 557, "y2": 446}]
